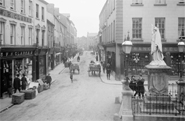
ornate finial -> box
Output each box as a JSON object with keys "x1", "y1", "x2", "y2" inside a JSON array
[
  {"x1": 124, "y1": 35, "x2": 126, "y2": 41},
  {"x1": 127, "y1": 31, "x2": 130, "y2": 41}
]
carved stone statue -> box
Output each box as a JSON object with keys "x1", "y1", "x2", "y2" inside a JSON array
[{"x1": 149, "y1": 25, "x2": 166, "y2": 66}]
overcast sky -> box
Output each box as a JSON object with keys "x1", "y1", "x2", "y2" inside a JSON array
[{"x1": 45, "y1": 0, "x2": 106, "y2": 37}]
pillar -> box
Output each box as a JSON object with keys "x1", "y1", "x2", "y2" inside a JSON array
[{"x1": 115, "y1": 44, "x2": 121, "y2": 80}]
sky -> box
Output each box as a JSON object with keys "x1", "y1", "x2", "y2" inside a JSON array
[{"x1": 45, "y1": 0, "x2": 106, "y2": 37}]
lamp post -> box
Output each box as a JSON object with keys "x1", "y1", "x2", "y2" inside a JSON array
[
  {"x1": 122, "y1": 32, "x2": 133, "y2": 77},
  {"x1": 117, "y1": 32, "x2": 133, "y2": 121},
  {"x1": 176, "y1": 39, "x2": 185, "y2": 103},
  {"x1": 177, "y1": 39, "x2": 185, "y2": 81}
]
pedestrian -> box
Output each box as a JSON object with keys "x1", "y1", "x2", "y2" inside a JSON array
[
  {"x1": 134, "y1": 74, "x2": 145, "y2": 98},
  {"x1": 13, "y1": 74, "x2": 21, "y2": 93},
  {"x1": 70, "y1": 71, "x2": 73, "y2": 83},
  {"x1": 129, "y1": 75, "x2": 137, "y2": 92},
  {"x1": 96, "y1": 55, "x2": 98, "y2": 61},
  {"x1": 45, "y1": 73, "x2": 52, "y2": 88},
  {"x1": 106, "y1": 63, "x2": 111, "y2": 80},
  {"x1": 21, "y1": 73, "x2": 27, "y2": 90}
]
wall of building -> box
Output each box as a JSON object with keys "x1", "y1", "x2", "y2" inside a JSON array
[
  {"x1": 0, "y1": 0, "x2": 34, "y2": 46},
  {"x1": 122, "y1": 0, "x2": 185, "y2": 43}
]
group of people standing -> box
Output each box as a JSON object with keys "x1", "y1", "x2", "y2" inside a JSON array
[{"x1": 129, "y1": 74, "x2": 145, "y2": 98}]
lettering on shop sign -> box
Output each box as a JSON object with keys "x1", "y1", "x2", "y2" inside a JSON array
[
  {"x1": 0, "y1": 51, "x2": 33, "y2": 57},
  {"x1": 0, "y1": 8, "x2": 32, "y2": 23}
]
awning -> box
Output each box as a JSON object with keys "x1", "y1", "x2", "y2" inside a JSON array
[{"x1": 55, "y1": 52, "x2": 61, "y2": 56}]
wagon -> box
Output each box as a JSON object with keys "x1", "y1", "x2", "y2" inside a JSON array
[
  {"x1": 70, "y1": 62, "x2": 80, "y2": 74},
  {"x1": 88, "y1": 62, "x2": 101, "y2": 77}
]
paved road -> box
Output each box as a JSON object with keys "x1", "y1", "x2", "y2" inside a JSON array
[{"x1": 0, "y1": 51, "x2": 122, "y2": 121}]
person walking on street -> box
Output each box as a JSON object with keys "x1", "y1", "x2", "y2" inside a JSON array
[
  {"x1": 106, "y1": 63, "x2": 111, "y2": 80},
  {"x1": 70, "y1": 71, "x2": 73, "y2": 83},
  {"x1": 46, "y1": 73, "x2": 52, "y2": 88},
  {"x1": 13, "y1": 74, "x2": 21, "y2": 93},
  {"x1": 21, "y1": 74, "x2": 27, "y2": 90}
]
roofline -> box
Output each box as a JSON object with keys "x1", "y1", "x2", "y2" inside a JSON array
[{"x1": 38, "y1": 0, "x2": 48, "y2": 5}]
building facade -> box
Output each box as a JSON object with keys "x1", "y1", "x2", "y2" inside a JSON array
[
  {"x1": 0, "y1": 0, "x2": 37, "y2": 98},
  {"x1": 99, "y1": 0, "x2": 185, "y2": 80}
]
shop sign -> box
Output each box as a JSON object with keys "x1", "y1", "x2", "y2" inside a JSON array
[
  {"x1": 0, "y1": 8, "x2": 32, "y2": 23},
  {"x1": 0, "y1": 51, "x2": 33, "y2": 57}
]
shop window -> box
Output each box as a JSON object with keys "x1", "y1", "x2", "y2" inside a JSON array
[
  {"x1": 10, "y1": 24, "x2": 16, "y2": 45},
  {"x1": 155, "y1": 18, "x2": 165, "y2": 40},
  {"x1": 21, "y1": 26, "x2": 25, "y2": 45},
  {"x1": 39, "y1": 56, "x2": 45, "y2": 78},
  {"x1": 132, "y1": 18, "x2": 142, "y2": 39},
  {"x1": 10, "y1": 0, "x2": 16, "y2": 11},
  {"x1": 178, "y1": 18, "x2": 185, "y2": 40},
  {"x1": 21, "y1": 0, "x2": 25, "y2": 14},
  {"x1": 170, "y1": 53, "x2": 185, "y2": 76},
  {"x1": 0, "y1": 21, "x2": 5, "y2": 45},
  {"x1": 0, "y1": 0, "x2": 5, "y2": 7}
]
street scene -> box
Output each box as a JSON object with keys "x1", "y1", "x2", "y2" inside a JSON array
[
  {"x1": 0, "y1": 0, "x2": 185, "y2": 121},
  {"x1": 0, "y1": 51, "x2": 122, "y2": 121}
]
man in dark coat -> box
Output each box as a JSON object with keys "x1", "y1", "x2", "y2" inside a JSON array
[
  {"x1": 13, "y1": 74, "x2": 21, "y2": 93},
  {"x1": 45, "y1": 73, "x2": 52, "y2": 88},
  {"x1": 106, "y1": 63, "x2": 111, "y2": 80},
  {"x1": 21, "y1": 74, "x2": 27, "y2": 90}
]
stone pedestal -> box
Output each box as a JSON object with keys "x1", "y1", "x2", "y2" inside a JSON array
[
  {"x1": 140, "y1": 65, "x2": 179, "y2": 114},
  {"x1": 145, "y1": 65, "x2": 171, "y2": 95},
  {"x1": 118, "y1": 90, "x2": 133, "y2": 121}
]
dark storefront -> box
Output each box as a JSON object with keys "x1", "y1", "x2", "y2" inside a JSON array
[
  {"x1": 103, "y1": 42, "x2": 185, "y2": 79},
  {"x1": 0, "y1": 47, "x2": 35, "y2": 98},
  {"x1": 36, "y1": 48, "x2": 48, "y2": 80}
]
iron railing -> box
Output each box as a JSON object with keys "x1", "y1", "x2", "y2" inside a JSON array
[{"x1": 131, "y1": 83, "x2": 185, "y2": 116}]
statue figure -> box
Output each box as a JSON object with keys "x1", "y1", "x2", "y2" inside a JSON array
[{"x1": 149, "y1": 25, "x2": 166, "y2": 66}]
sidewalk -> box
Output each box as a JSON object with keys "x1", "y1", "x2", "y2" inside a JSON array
[{"x1": 0, "y1": 54, "x2": 79, "y2": 113}]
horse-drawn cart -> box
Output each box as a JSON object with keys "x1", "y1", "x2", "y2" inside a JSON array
[
  {"x1": 88, "y1": 62, "x2": 101, "y2": 77},
  {"x1": 70, "y1": 62, "x2": 80, "y2": 74}
]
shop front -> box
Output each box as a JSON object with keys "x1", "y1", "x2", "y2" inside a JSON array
[
  {"x1": 0, "y1": 47, "x2": 35, "y2": 98},
  {"x1": 103, "y1": 42, "x2": 184, "y2": 80},
  {"x1": 36, "y1": 48, "x2": 48, "y2": 80}
]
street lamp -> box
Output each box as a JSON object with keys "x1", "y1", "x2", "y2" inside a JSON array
[
  {"x1": 177, "y1": 39, "x2": 185, "y2": 81},
  {"x1": 122, "y1": 32, "x2": 133, "y2": 77}
]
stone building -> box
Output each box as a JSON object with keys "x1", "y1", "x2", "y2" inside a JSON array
[
  {"x1": 99, "y1": 0, "x2": 185, "y2": 80},
  {"x1": 0, "y1": 0, "x2": 48, "y2": 98}
]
